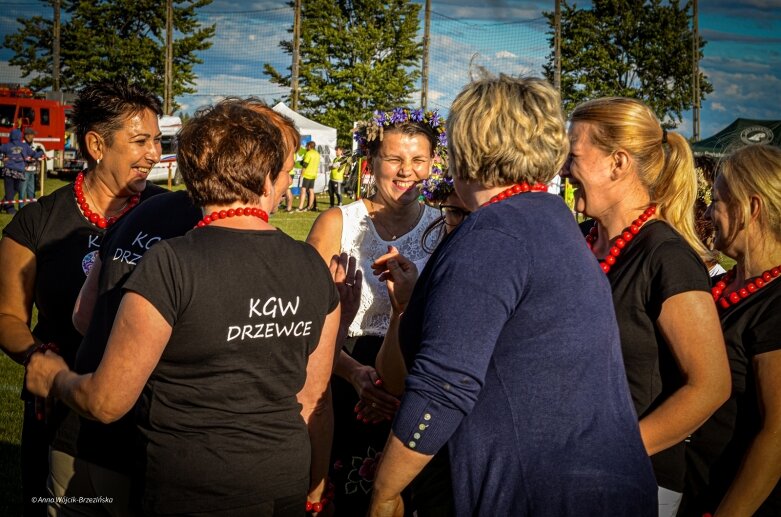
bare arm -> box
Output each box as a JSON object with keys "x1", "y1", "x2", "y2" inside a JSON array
[
  {"x1": 716, "y1": 349, "x2": 781, "y2": 516},
  {"x1": 639, "y1": 290, "x2": 731, "y2": 455},
  {"x1": 368, "y1": 432, "x2": 435, "y2": 517},
  {"x1": 298, "y1": 307, "x2": 340, "y2": 505},
  {"x1": 306, "y1": 208, "x2": 343, "y2": 265},
  {"x1": 73, "y1": 255, "x2": 102, "y2": 335},
  {"x1": 0, "y1": 237, "x2": 39, "y2": 363},
  {"x1": 26, "y1": 292, "x2": 171, "y2": 423}
]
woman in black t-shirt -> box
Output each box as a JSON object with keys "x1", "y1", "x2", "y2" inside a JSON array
[
  {"x1": 680, "y1": 145, "x2": 781, "y2": 516},
  {"x1": 0, "y1": 80, "x2": 164, "y2": 516},
  {"x1": 26, "y1": 99, "x2": 341, "y2": 517},
  {"x1": 560, "y1": 97, "x2": 731, "y2": 505}
]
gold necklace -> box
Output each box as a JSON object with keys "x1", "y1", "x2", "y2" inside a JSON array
[
  {"x1": 83, "y1": 179, "x2": 130, "y2": 218},
  {"x1": 368, "y1": 197, "x2": 421, "y2": 240}
]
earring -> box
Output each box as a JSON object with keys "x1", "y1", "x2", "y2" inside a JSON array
[{"x1": 97, "y1": 158, "x2": 101, "y2": 166}]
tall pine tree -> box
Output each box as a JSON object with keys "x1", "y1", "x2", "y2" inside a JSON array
[
  {"x1": 265, "y1": 0, "x2": 422, "y2": 148},
  {"x1": 544, "y1": 0, "x2": 712, "y2": 126},
  {"x1": 3, "y1": 0, "x2": 214, "y2": 112}
]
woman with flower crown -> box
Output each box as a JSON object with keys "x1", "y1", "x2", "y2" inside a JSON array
[
  {"x1": 306, "y1": 107, "x2": 443, "y2": 513},
  {"x1": 679, "y1": 144, "x2": 781, "y2": 516},
  {"x1": 368, "y1": 74, "x2": 657, "y2": 517}
]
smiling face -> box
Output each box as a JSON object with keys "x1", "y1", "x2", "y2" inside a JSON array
[
  {"x1": 370, "y1": 131, "x2": 433, "y2": 206},
  {"x1": 97, "y1": 108, "x2": 162, "y2": 196},
  {"x1": 707, "y1": 174, "x2": 742, "y2": 258},
  {"x1": 561, "y1": 121, "x2": 617, "y2": 218}
]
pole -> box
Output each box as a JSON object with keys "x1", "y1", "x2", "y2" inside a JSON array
[
  {"x1": 291, "y1": 0, "x2": 302, "y2": 111},
  {"x1": 692, "y1": 0, "x2": 700, "y2": 141},
  {"x1": 554, "y1": 0, "x2": 561, "y2": 92},
  {"x1": 53, "y1": 0, "x2": 60, "y2": 92},
  {"x1": 164, "y1": 0, "x2": 173, "y2": 115},
  {"x1": 421, "y1": 0, "x2": 431, "y2": 110}
]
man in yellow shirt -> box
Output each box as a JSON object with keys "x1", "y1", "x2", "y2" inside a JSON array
[
  {"x1": 328, "y1": 146, "x2": 347, "y2": 207},
  {"x1": 296, "y1": 141, "x2": 320, "y2": 211}
]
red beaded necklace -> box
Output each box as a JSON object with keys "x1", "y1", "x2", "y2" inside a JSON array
[
  {"x1": 711, "y1": 265, "x2": 781, "y2": 310},
  {"x1": 480, "y1": 181, "x2": 548, "y2": 207},
  {"x1": 73, "y1": 171, "x2": 140, "y2": 229},
  {"x1": 194, "y1": 207, "x2": 269, "y2": 228},
  {"x1": 586, "y1": 205, "x2": 657, "y2": 274}
]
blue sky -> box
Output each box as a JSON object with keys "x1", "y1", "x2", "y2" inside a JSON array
[{"x1": 1, "y1": 0, "x2": 780, "y2": 140}]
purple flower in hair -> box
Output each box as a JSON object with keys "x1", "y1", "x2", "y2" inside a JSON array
[
  {"x1": 438, "y1": 132, "x2": 448, "y2": 146},
  {"x1": 410, "y1": 109, "x2": 424, "y2": 122},
  {"x1": 428, "y1": 111, "x2": 440, "y2": 128},
  {"x1": 374, "y1": 111, "x2": 387, "y2": 125},
  {"x1": 390, "y1": 107, "x2": 407, "y2": 124}
]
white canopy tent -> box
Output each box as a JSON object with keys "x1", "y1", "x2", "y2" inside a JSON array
[{"x1": 272, "y1": 103, "x2": 338, "y2": 192}]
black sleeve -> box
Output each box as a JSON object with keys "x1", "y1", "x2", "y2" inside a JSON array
[
  {"x1": 2, "y1": 200, "x2": 47, "y2": 252},
  {"x1": 748, "y1": 293, "x2": 781, "y2": 357},
  {"x1": 648, "y1": 238, "x2": 710, "y2": 303},
  {"x1": 303, "y1": 241, "x2": 339, "y2": 314},
  {"x1": 122, "y1": 241, "x2": 185, "y2": 326}
]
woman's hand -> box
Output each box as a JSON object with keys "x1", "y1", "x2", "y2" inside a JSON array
[
  {"x1": 349, "y1": 365, "x2": 400, "y2": 422},
  {"x1": 329, "y1": 252, "x2": 362, "y2": 330},
  {"x1": 372, "y1": 246, "x2": 418, "y2": 313},
  {"x1": 25, "y1": 350, "x2": 68, "y2": 398}
]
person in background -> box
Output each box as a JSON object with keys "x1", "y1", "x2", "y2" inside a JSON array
[
  {"x1": 306, "y1": 107, "x2": 443, "y2": 515},
  {"x1": 297, "y1": 141, "x2": 320, "y2": 212},
  {"x1": 26, "y1": 99, "x2": 340, "y2": 517},
  {"x1": 694, "y1": 155, "x2": 726, "y2": 277},
  {"x1": 560, "y1": 96, "x2": 730, "y2": 511},
  {"x1": 0, "y1": 80, "x2": 164, "y2": 517},
  {"x1": 1, "y1": 127, "x2": 44, "y2": 214},
  {"x1": 368, "y1": 74, "x2": 657, "y2": 517},
  {"x1": 680, "y1": 144, "x2": 781, "y2": 517},
  {"x1": 329, "y1": 146, "x2": 346, "y2": 207},
  {"x1": 20, "y1": 127, "x2": 45, "y2": 207}
]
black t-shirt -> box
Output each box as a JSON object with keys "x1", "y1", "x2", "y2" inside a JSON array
[
  {"x1": 582, "y1": 219, "x2": 710, "y2": 490},
  {"x1": 682, "y1": 277, "x2": 781, "y2": 516},
  {"x1": 2, "y1": 181, "x2": 165, "y2": 366},
  {"x1": 123, "y1": 226, "x2": 338, "y2": 515},
  {"x1": 53, "y1": 190, "x2": 202, "y2": 473}
]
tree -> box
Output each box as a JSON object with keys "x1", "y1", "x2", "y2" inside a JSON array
[
  {"x1": 265, "y1": 0, "x2": 423, "y2": 148},
  {"x1": 3, "y1": 0, "x2": 215, "y2": 111},
  {"x1": 544, "y1": 0, "x2": 712, "y2": 127}
]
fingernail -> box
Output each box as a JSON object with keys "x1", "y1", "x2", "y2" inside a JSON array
[{"x1": 374, "y1": 379, "x2": 383, "y2": 386}]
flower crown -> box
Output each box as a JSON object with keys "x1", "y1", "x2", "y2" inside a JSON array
[{"x1": 352, "y1": 107, "x2": 447, "y2": 160}]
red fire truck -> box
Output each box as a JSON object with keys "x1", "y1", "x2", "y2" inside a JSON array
[{"x1": 0, "y1": 83, "x2": 77, "y2": 175}]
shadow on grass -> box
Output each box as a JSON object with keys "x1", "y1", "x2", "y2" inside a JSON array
[{"x1": 0, "y1": 440, "x2": 22, "y2": 516}]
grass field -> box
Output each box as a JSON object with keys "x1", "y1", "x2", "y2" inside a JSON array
[{"x1": 0, "y1": 177, "x2": 330, "y2": 515}]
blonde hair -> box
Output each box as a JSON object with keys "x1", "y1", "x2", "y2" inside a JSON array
[
  {"x1": 571, "y1": 97, "x2": 714, "y2": 264},
  {"x1": 447, "y1": 74, "x2": 568, "y2": 187},
  {"x1": 719, "y1": 145, "x2": 781, "y2": 246}
]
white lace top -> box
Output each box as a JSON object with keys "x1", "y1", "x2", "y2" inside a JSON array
[{"x1": 340, "y1": 200, "x2": 440, "y2": 337}]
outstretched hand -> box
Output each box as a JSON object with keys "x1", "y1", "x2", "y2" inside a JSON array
[
  {"x1": 371, "y1": 246, "x2": 418, "y2": 313},
  {"x1": 329, "y1": 252, "x2": 362, "y2": 331}
]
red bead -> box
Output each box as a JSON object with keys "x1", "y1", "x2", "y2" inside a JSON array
[
  {"x1": 712, "y1": 288, "x2": 722, "y2": 298},
  {"x1": 77, "y1": 195, "x2": 85, "y2": 204},
  {"x1": 97, "y1": 218, "x2": 107, "y2": 229},
  {"x1": 738, "y1": 288, "x2": 749, "y2": 298},
  {"x1": 756, "y1": 278, "x2": 766, "y2": 288},
  {"x1": 623, "y1": 231, "x2": 633, "y2": 241},
  {"x1": 497, "y1": 192, "x2": 506, "y2": 200},
  {"x1": 629, "y1": 224, "x2": 640, "y2": 234},
  {"x1": 615, "y1": 238, "x2": 626, "y2": 249},
  {"x1": 305, "y1": 501, "x2": 313, "y2": 512},
  {"x1": 632, "y1": 218, "x2": 642, "y2": 227},
  {"x1": 520, "y1": 183, "x2": 530, "y2": 192},
  {"x1": 235, "y1": 207, "x2": 244, "y2": 216},
  {"x1": 640, "y1": 213, "x2": 649, "y2": 222},
  {"x1": 605, "y1": 255, "x2": 616, "y2": 265},
  {"x1": 197, "y1": 221, "x2": 206, "y2": 227},
  {"x1": 719, "y1": 298, "x2": 730, "y2": 309},
  {"x1": 312, "y1": 502, "x2": 323, "y2": 513},
  {"x1": 647, "y1": 206, "x2": 656, "y2": 214},
  {"x1": 89, "y1": 213, "x2": 100, "y2": 223},
  {"x1": 772, "y1": 268, "x2": 780, "y2": 277},
  {"x1": 610, "y1": 246, "x2": 621, "y2": 257},
  {"x1": 763, "y1": 272, "x2": 772, "y2": 281},
  {"x1": 227, "y1": 209, "x2": 236, "y2": 217},
  {"x1": 511, "y1": 184, "x2": 522, "y2": 193},
  {"x1": 218, "y1": 210, "x2": 227, "y2": 219},
  {"x1": 83, "y1": 208, "x2": 92, "y2": 217},
  {"x1": 715, "y1": 281, "x2": 726, "y2": 290},
  {"x1": 600, "y1": 263, "x2": 611, "y2": 273},
  {"x1": 729, "y1": 292, "x2": 740, "y2": 303},
  {"x1": 747, "y1": 282, "x2": 757, "y2": 293}
]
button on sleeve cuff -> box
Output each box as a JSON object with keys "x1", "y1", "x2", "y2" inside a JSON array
[{"x1": 392, "y1": 390, "x2": 464, "y2": 455}]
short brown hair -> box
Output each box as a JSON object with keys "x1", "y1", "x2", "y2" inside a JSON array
[
  {"x1": 177, "y1": 99, "x2": 284, "y2": 207},
  {"x1": 241, "y1": 98, "x2": 300, "y2": 159}
]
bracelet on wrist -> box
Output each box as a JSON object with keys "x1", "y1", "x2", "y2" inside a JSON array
[{"x1": 305, "y1": 481, "x2": 335, "y2": 513}]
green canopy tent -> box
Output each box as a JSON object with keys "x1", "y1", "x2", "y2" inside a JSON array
[{"x1": 692, "y1": 118, "x2": 781, "y2": 157}]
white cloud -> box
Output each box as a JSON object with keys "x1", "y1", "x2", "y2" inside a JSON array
[
  {"x1": 496, "y1": 50, "x2": 517, "y2": 59},
  {"x1": 711, "y1": 102, "x2": 727, "y2": 112}
]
